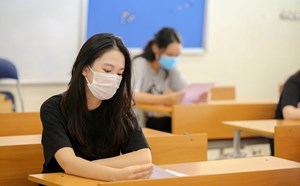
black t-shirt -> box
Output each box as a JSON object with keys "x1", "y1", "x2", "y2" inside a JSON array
[
  {"x1": 40, "y1": 94, "x2": 149, "y2": 173},
  {"x1": 275, "y1": 73, "x2": 300, "y2": 119}
]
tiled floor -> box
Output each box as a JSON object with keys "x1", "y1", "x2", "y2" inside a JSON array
[{"x1": 207, "y1": 138, "x2": 271, "y2": 160}]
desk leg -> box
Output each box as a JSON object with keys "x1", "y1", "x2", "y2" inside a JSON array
[{"x1": 233, "y1": 130, "x2": 244, "y2": 158}]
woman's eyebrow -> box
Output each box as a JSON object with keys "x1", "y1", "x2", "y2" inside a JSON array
[{"x1": 103, "y1": 63, "x2": 124, "y2": 70}]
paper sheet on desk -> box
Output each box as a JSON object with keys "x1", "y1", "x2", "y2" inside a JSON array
[
  {"x1": 182, "y1": 83, "x2": 215, "y2": 104},
  {"x1": 150, "y1": 165, "x2": 187, "y2": 179}
]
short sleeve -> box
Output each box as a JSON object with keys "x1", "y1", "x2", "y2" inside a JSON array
[
  {"x1": 121, "y1": 124, "x2": 149, "y2": 154},
  {"x1": 40, "y1": 95, "x2": 73, "y2": 169},
  {"x1": 132, "y1": 57, "x2": 147, "y2": 92},
  {"x1": 169, "y1": 67, "x2": 188, "y2": 91},
  {"x1": 275, "y1": 75, "x2": 300, "y2": 119},
  {"x1": 280, "y1": 76, "x2": 300, "y2": 108}
]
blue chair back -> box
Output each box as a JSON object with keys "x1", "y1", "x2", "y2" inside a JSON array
[
  {"x1": 0, "y1": 58, "x2": 18, "y2": 80},
  {"x1": 0, "y1": 58, "x2": 24, "y2": 112}
]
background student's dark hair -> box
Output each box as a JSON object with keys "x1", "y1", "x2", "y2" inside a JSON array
[
  {"x1": 294, "y1": 69, "x2": 300, "y2": 76},
  {"x1": 61, "y1": 33, "x2": 136, "y2": 157},
  {"x1": 135, "y1": 27, "x2": 182, "y2": 62}
]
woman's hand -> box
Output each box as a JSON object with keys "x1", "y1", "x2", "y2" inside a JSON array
[
  {"x1": 198, "y1": 92, "x2": 211, "y2": 103},
  {"x1": 113, "y1": 163, "x2": 153, "y2": 181},
  {"x1": 164, "y1": 91, "x2": 185, "y2": 105}
]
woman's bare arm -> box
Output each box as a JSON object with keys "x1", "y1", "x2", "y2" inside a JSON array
[
  {"x1": 55, "y1": 147, "x2": 153, "y2": 181},
  {"x1": 93, "y1": 148, "x2": 151, "y2": 168},
  {"x1": 282, "y1": 105, "x2": 300, "y2": 119}
]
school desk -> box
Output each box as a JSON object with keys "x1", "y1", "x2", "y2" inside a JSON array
[
  {"x1": 134, "y1": 87, "x2": 237, "y2": 116},
  {"x1": 134, "y1": 103, "x2": 172, "y2": 115},
  {"x1": 28, "y1": 156, "x2": 300, "y2": 186},
  {"x1": 136, "y1": 101, "x2": 276, "y2": 139},
  {"x1": 275, "y1": 123, "x2": 300, "y2": 162},
  {"x1": 0, "y1": 129, "x2": 206, "y2": 185},
  {"x1": 171, "y1": 101, "x2": 276, "y2": 139},
  {"x1": 209, "y1": 86, "x2": 236, "y2": 100},
  {"x1": 0, "y1": 111, "x2": 169, "y2": 136},
  {"x1": 223, "y1": 119, "x2": 300, "y2": 157},
  {"x1": 0, "y1": 112, "x2": 42, "y2": 136},
  {"x1": 0, "y1": 128, "x2": 171, "y2": 147},
  {"x1": 142, "y1": 128, "x2": 173, "y2": 137},
  {"x1": 1, "y1": 100, "x2": 276, "y2": 139}
]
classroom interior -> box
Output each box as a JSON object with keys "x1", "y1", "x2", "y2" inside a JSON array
[
  {"x1": 0, "y1": 0, "x2": 300, "y2": 185},
  {"x1": 1, "y1": 0, "x2": 299, "y2": 112}
]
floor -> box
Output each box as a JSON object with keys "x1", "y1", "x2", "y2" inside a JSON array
[{"x1": 207, "y1": 138, "x2": 271, "y2": 160}]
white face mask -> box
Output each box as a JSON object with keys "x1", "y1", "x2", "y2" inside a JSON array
[{"x1": 85, "y1": 66, "x2": 122, "y2": 100}]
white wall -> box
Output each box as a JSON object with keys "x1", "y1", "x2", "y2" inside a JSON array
[
  {"x1": 0, "y1": 0, "x2": 83, "y2": 83},
  {"x1": 1, "y1": 0, "x2": 300, "y2": 112},
  {"x1": 178, "y1": 0, "x2": 300, "y2": 101}
]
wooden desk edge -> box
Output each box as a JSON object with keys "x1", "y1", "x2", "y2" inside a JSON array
[
  {"x1": 28, "y1": 174, "x2": 56, "y2": 186},
  {"x1": 222, "y1": 121, "x2": 274, "y2": 138},
  {"x1": 28, "y1": 157, "x2": 300, "y2": 186},
  {"x1": 134, "y1": 104, "x2": 172, "y2": 115}
]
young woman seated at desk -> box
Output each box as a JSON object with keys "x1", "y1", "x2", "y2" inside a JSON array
[
  {"x1": 132, "y1": 27, "x2": 187, "y2": 132},
  {"x1": 40, "y1": 33, "x2": 152, "y2": 182}
]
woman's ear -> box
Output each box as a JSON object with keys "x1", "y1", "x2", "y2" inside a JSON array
[
  {"x1": 151, "y1": 44, "x2": 160, "y2": 59},
  {"x1": 82, "y1": 65, "x2": 88, "y2": 76}
]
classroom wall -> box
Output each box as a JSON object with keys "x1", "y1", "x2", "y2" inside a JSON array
[
  {"x1": 179, "y1": 0, "x2": 300, "y2": 101},
  {"x1": 1, "y1": 0, "x2": 299, "y2": 112}
]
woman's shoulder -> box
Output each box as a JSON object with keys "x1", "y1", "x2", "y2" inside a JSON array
[
  {"x1": 40, "y1": 94, "x2": 63, "y2": 113},
  {"x1": 132, "y1": 56, "x2": 148, "y2": 65},
  {"x1": 132, "y1": 57, "x2": 150, "y2": 74}
]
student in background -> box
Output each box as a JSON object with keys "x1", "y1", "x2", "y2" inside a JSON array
[
  {"x1": 269, "y1": 69, "x2": 300, "y2": 155},
  {"x1": 132, "y1": 27, "x2": 187, "y2": 132},
  {"x1": 40, "y1": 33, "x2": 152, "y2": 181},
  {"x1": 275, "y1": 69, "x2": 300, "y2": 119}
]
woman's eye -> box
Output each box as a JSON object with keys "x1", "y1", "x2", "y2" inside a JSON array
[{"x1": 104, "y1": 69, "x2": 111, "y2": 73}]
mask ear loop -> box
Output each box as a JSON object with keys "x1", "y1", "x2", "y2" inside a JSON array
[
  {"x1": 85, "y1": 65, "x2": 94, "y2": 85},
  {"x1": 87, "y1": 65, "x2": 95, "y2": 73}
]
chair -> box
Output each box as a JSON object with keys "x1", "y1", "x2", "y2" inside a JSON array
[
  {"x1": 0, "y1": 58, "x2": 24, "y2": 112},
  {"x1": 210, "y1": 86, "x2": 236, "y2": 100}
]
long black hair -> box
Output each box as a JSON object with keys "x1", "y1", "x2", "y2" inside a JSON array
[
  {"x1": 61, "y1": 33, "x2": 136, "y2": 155},
  {"x1": 135, "y1": 27, "x2": 182, "y2": 62}
]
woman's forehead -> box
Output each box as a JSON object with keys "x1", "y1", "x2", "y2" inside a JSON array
[
  {"x1": 92, "y1": 49, "x2": 125, "y2": 69},
  {"x1": 163, "y1": 42, "x2": 182, "y2": 56}
]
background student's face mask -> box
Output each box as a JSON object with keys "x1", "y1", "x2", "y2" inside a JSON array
[
  {"x1": 85, "y1": 66, "x2": 122, "y2": 100},
  {"x1": 159, "y1": 55, "x2": 179, "y2": 70}
]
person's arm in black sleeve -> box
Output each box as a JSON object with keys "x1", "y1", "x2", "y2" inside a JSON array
[
  {"x1": 280, "y1": 77, "x2": 300, "y2": 119},
  {"x1": 40, "y1": 96, "x2": 73, "y2": 172}
]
